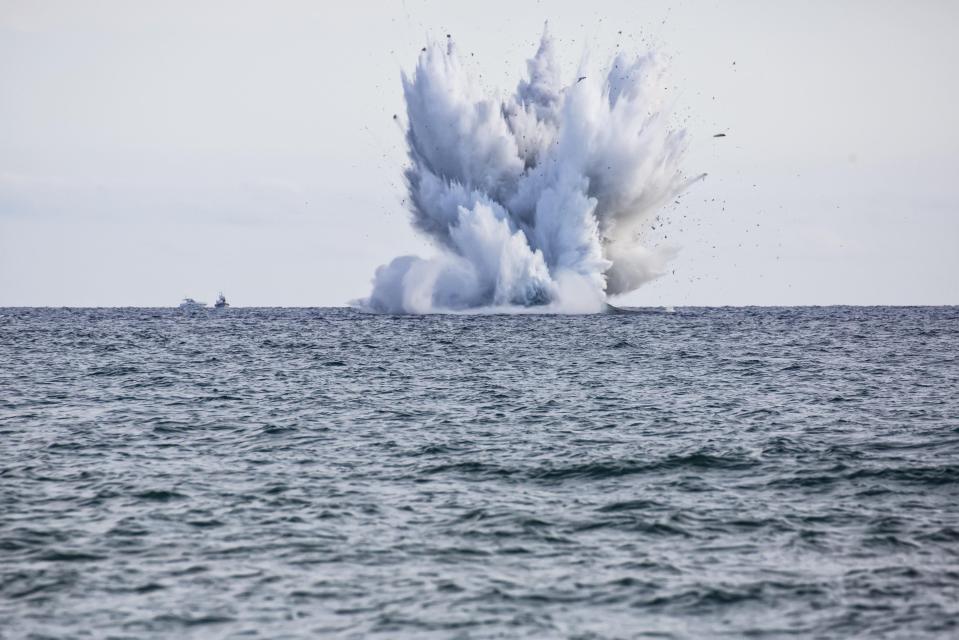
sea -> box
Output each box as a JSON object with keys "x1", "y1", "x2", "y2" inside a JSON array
[{"x1": 1, "y1": 306, "x2": 957, "y2": 639}]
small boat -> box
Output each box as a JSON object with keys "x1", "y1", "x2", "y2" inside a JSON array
[
  {"x1": 214, "y1": 292, "x2": 229, "y2": 309},
  {"x1": 178, "y1": 297, "x2": 207, "y2": 310}
]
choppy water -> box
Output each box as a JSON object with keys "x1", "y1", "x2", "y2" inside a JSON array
[{"x1": 1, "y1": 307, "x2": 958, "y2": 639}]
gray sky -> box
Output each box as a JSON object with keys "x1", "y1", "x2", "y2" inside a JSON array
[{"x1": 1, "y1": 0, "x2": 957, "y2": 307}]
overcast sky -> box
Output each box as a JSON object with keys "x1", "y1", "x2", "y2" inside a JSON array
[{"x1": 1, "y1": 0, "x2": 957, "y2": 306}]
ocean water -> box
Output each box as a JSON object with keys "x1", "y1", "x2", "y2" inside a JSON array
[{"x1": 1, "y1": 306, "x2": 957, "y2": 639}]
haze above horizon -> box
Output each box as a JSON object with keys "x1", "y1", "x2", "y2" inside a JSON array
[{"x1": 1, "y1": 0, "x2": 957, "y2": 307}]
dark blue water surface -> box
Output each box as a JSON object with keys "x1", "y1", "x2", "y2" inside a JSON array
[{"x1": 1, "y1": 307, "x2": 958, "y2": 638}]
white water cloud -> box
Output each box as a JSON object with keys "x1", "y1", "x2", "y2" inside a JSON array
[{"x1": 360, "y1": 29, "x2": 700, "y2": 314}]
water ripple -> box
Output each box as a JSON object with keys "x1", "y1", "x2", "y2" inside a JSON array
[{"x1": 1, "y1": 306, "x2": 957, "y2": 638}]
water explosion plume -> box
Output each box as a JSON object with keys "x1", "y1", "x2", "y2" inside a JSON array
[{"x1": 362, "y1": 29, "x2": 700, "y2": 313}]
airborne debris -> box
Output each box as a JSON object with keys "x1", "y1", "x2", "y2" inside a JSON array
[
  {"x1": 713, "y1": 133, "x2": 726, "y2": 138},
  {"x1": 362, "y1": 28, "x2": 695, "y2": 314}
]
